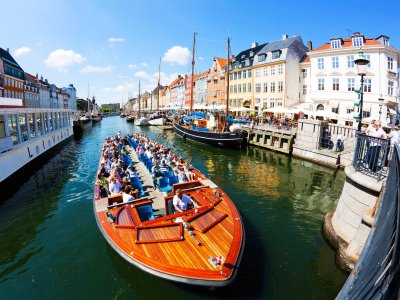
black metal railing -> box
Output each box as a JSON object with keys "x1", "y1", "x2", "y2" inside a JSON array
[
  {"x1": 352, "y1": 133, "x2": 390, "y2": 180},
  {"x1": 337, "y1": 143, "x2": 400, "y2": 299}
]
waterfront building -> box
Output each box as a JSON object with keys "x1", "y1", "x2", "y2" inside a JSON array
[
  {"x1": 207, "y1": 57, "x2": 228, "y2": 109},
  {"x1": 184, "y1": 74, "x2": 198, "y2": 108},
  {"x1": 169, "y1": 75, "x2": 185, "y2": 109},
  {"x1": 62, "y1": 84, "x2": 77, "y2": 110},
  {"x1": 229, "y1": 42, "x2": 266, "y2": 113},
  {"x1": 24, "y1": 72, "x2": 40, "y2": 108},
  {"x1": 0, "y1": 48, "x2": 25, "y2": 104},
  {"x1": 252, "y1": 35, "x2": 307, "y2": 112},
  {"x1": 305, "y1": 32, "x2": 400, "y2": 123},
  {"x1": 194, "y1": 70, "x2": 209, "y2": 109},
  {"x1": 150, "y1": 84, "x2": 166, "y2": 110}
]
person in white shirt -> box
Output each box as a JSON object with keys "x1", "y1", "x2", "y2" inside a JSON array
[
  {"x1": 172, "y1": 189, "x2": 193, "y2": 212},
  {"x1": 366, "y1": 120, "x2": 387, "y2": 172},
  {"x1": 109, "y1": 177, "x2": 122, "y2": 195},
  {"x1": 122, "y1": 186, "x2": 135, "y2": 203}
]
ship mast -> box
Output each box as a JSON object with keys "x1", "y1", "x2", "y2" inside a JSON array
[
  {"x1": 138, "y1": 80, "x2": 141, "y2": 116},
  {"x1": 157, "y1": 57, "x2": 161, "y2": 111},
  {"x1": 225, "y1": 37, "x2": 230, "y2": 118},
  {"x1": 190, "y1": 32, "x2": 196, "y2": 112}
]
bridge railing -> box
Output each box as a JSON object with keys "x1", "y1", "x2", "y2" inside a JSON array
[
  {"x1": 352, "y1": 133, "x2": 390, "y2": 181},
  {"x1": 337, "y1": 143, "x2": 400, "y2": 299}
]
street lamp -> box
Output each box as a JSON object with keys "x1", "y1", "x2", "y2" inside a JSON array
[
  {"x1": 378, "y1": 97, "x2": 384, "y2": 121},
  {"x1": 354, "y1": 49, "x2": 370, "y2": 131}
]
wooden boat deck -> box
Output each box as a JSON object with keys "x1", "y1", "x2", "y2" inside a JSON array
[{"x1": 94, "y1": 143, "x2": 244, "y2": 286}]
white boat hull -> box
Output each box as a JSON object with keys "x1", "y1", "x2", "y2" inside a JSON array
[
  {"x1": 134, "y1": 117, "x2": 149, "y2": 126},
  {"x1": 148, "y1": 117, "x2": 166, "y2": 126}
]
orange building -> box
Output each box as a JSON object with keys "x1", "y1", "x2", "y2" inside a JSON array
[{"x1": 207, "y1": 57, "x2": 228, "y2": 108}]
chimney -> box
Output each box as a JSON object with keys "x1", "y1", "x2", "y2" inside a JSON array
[
  {"x1": 353, "y1": 32, "x2": 360, "y2": 36},
  {"x1": 251, "y1": 41, "x2": 258, "y2": 48},
  {"x1": 282, "y1": 34, "x2": 288, "y2": 40},
  {"x1": 6, "y1": 48, "x2": 9, "y2": 53},
  {"x1": 307, "y1": 41, "x2": 313, "y2": 51},
  {"x1": 178, "y1": 75, "x2": 181, "y2": 79}
]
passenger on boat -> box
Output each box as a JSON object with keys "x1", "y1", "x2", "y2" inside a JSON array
[
  {"x1": 121, "y1": 177, "x2": 130, "y2": 192},
  {"x1": 173, "y1": 189, "x2": 193, "y2": 212},
  {"x1": 123, "y1": 186, "x2": 135, "y2": 203},
  {"x1": 159, "y1": 160, "x2": 172, "y2": 173},
  {"x1": 100, "y1": 163, "x2": 110, "y2": 178},
  {"x1": 177, "y1": 168, "x2": 188, "y2": 183},
  {"x1": 109, "y1": 177, "x2": 122, "y2": 195},
  {"x1": 183, "y1": 163, "x2": 195, "y2": 181},
  {"x1": 97, "y1": 172, "x2": 110, "y2": 198}
]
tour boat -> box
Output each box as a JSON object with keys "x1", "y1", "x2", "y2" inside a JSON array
[
  {"x1": 93, "y1": 137, "x2": 245, "y2": 286},
  {"x1": 148, "y1": 114, "x2": 167, "y2": 126},
  {"x1": 126, "y1": 115, "x2": 135, "y2": 123},
  {"x1": 173, "y1": 33, "x2": 245, "y2": 148}
]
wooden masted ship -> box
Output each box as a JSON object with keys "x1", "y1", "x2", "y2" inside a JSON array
[{"x1": 93, "y1": 138, "x2": 245, "y2": 286}]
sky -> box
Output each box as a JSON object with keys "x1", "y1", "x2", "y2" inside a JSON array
[{"x1": 2, "y1": 0, "x2": 400, "y2": 105}]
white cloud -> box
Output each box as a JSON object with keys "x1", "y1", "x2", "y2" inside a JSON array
[
  {"x1": 162, "y1": 46, "x2": 190, "y2": 66},
  {"x1": 198, "y1": 56, "x2": 205, "y2": 61},
  {"x1": 80, "y1": 65, "x2": 114, "y2": 73},
  {"x1": 134, "y1": 70, "x2": 152, "y2": 80},
  {"x1": 140, "y1": 62, "x2": 149, "y2": 67},
  {"x1": 108, "y1": 37, "x2": 126, "y2": 43},
  {"x1": 128, "y1": 64, "x2": 137, "y2": 69},
  {"x1": 102, "y1": 82, "x2": 134, "y2": 93},
  {"x1": 45, "y1": 49, "x2": 86, "y2": 71},
  {"x1": 14, "y1": 47, "x2": 31, "y2": 57}
]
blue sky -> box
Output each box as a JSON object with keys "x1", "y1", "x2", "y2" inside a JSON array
[{"x1": 3, "y1": 0, "x2": 399, "y2": 105}]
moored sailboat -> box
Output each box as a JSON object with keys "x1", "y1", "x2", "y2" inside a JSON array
[
  {"x1": 134, "y1": 80, "x2": 149, "y2": 126},
  {"x1": 172, "y1": 33, "x2": 245, "y2": 148}
]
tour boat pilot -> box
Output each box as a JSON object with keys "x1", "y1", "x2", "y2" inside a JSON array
[{"x1": 173, "y1": 189, "x2": 193, "y2": 213}]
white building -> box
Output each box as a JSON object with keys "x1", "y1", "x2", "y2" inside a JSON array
[{"x1": 304, "y1": 32, "x2": 400, "y2": 124}]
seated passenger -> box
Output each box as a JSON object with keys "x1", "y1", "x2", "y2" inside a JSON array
[
  {"x1": 109, "y1": 177, "x2": 122, "y2": 195},
  {"x1": 122, "y1": 186, "x2": 135, "y2": 203},
  {"x1": 173, "y1": 189, "x2": 193, "y2": 212},
  {"x1": 159, "y1": 160, "x2": 172, "y2": 173},
  {"x1": 183, "y1": 163, "x2": 195, "y2": 181}
]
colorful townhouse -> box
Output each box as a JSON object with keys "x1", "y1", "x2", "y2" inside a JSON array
[
  {"x1": 301, "y1": 32, "x2": 400, "y2": 123},
  {"x1": 24, "y1": 72, "x2": 40, "y2": 108},
  {"x1": 194, "y1": 70, "x2": 210, "y2": 108},
  {"x1": 229, "y1": 42, "x2": 266, "y2": 112},
  {"x1": 0, "y1": 48, "x2": 25, "y2": 105},
  {"x1": 252, "y1": 35, "x2": 307, "y2": 112},
  {"x1": 207, "y1": 57, "x2": 228, "y2": 109}
]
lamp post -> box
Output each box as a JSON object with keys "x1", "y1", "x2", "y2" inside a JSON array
[
  {"x1": 354, "y1": 49, "x2": 370, "y2": 132},
  {"x1": 378, "y1": 97, "x2": 384, "y2": 121}
]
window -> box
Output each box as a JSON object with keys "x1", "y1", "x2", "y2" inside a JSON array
[
  {"x1": 238, "y1": 71, "x2": 242, "y2": 79},
  {"x1": 347, "y1": 55, "x2": 354, "y2": 68},
  {"x1": 248, "y1": 70, "x2": 252, "y2": 77},
  {"x1": 303, "y1": 85, "x2": 307, "y2": 95},
  {"x1": 258, "y1": 54, "x2": 266, "y2": 62},
  {"x1": 302, "y1": 69, "x2": 308, "y2": 78},
  {"x1": 270, "y1": 99, "x2": 275, "y2": 107},
  {"x1": 272, "y1": 50, "x2": 281, "y2": 59},
  {"x1": 331, "y1": 39, "x2": 341, "y2": 49},
  {"x1": 234, "y1": 85, "x2": 237, "y2": 93},
  {"x1": 255, "y1": 83, "x2": 261, "y2": 93},
  {"x1": 332, "y1": 107, "x2": 338, "y2": 113},
  {"x1": 362, "y1": 111, "x2": 370, "y2": 118},
  {"x1": 332, "y1": 56, "x2": 339, "y2": 69},
  {"x1": 365, "y1": 55, "x2": 371, "y2": 67},
  {"x1": 352, "y1": 37, "x2": 364, "y2": 47},
  {"x1": 278, "y1": 81, "x2": 283, "y2": 92},
  {"x1": 243, "y1": 83, "x2": 246, "y2": 93},
  {"x1": 238, "y1": 84, "x2": 241, "y2": 93},
  {"x1": 388, "y1": 81, "x2": 394, "y2": 95},
  {"x1": 234, "y1": 72, "x2": 237, "y2": 80},
  {"x1": 318, "y1": 79, "x2": 325, "y2": 90},
  {"x1": 318, "y1": 58, "x2": 324, "y2": 69},
  {"x1": 363, "y1": 79, "x2": 371, "y2": 92},
  {"x1": 230, "y1": 85, "x2": 233, "y2": 93},
  {"x1": 245, "y1": 58, "x2": 250, "y2": 66},
  {"x1": 271, "y1": 66, "x2": 275, "y2": 75},
  {"x1": 255, "y1": 69, "x2": 261, "y2": 77},
  {"x1": 270, "y1": 82, "x2": 275, "y2": 92},
  {"x1": 263, "y1": 82, "x2": 268, "y2": 93},
  {"x1": 248, "y1": 83, "x2": 251, "y2": 92},
  {"x1": 230, "y1": 73, "x2": 233, "y2": 80},
  {"x1": 348, "y1": 78, "x2": 355, "y2": 91},
  {"x1": 7, "y1": 114, "x2": 20, "y2": 145},
  {"x1": 388, "y1": 57, "x2": 394, "y2": 70},
  {"x1": 263, "y1": 67, "x2": 268, "y2": 76},
  {"x1": 243, "y1": 71, "x2": 247, "y2": 79},
  {"x1": 332, "y1": 78, "x2": 339, "y2": 91},
  {"x1": 278, "y1": 64, "x2": 283, "y2": 74},
  {"x1": 36, "y1": 112, "x2": 42, "y2": 136}
]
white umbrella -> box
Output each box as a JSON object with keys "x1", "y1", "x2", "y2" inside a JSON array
[{"x1": 312, "y1": 110, "x2": 339, "y2": 119}]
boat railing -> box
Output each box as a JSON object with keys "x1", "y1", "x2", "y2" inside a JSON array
[{"x1": 0, "y1": 136, "x2": 13, "y2": 153}]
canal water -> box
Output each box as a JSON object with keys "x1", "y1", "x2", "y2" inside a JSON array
[{"x1": 0, "y1": 116, "x2": 348, "y2": 299}]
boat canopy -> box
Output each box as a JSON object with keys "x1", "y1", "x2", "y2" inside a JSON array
[
  {"x1": 192, "y1": 112, "x2": 206, "y2": 117},
  {"x1": 183, "y1": 115, "x2": 205, "y2": 123},
  {"x1": 227, "y1": 116, "x2": 251, "y2": 124}
]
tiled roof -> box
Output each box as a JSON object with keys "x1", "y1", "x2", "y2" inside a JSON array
[
  {"x1": 0, "y1": 47, "x2": 23, "y2": 71},
  {"x1": 257, "y1": 36, "x2": 300, "y2": 54},
  {"x1": 313, "y1": 36, "x2": 382, "y2": 52},
  {"x1": 300, "y1": 55, "x2": 310, "y2": 63},
  {"x1": 215, "y1": 57, "x2": 228, "y2": 68}
]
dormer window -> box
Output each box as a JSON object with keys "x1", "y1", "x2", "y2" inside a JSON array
[
  {"x1": 245, "y1": 58, "x2": 250, "y2": 66},
  {"x1": 331, "y1": 39, "x2": 342, "y2": 49},
  {"x1": 272, "y1": 50, "x2": 281, "y2": 59},
  {"x1": 352, "y1": 36, "x2": 364, "y2": 47},
  {"x1": 241, "y1": 55, "x2": 245, "y2": 59},
  {"x1": 383, "y1": 37, "x2": 389, "y2": 46},
  {"x1": 258, "y1": 54, "x2": 266, "y2": 62},
  {"x1": 249, "y1": 51, "x2": 254, "y2": 57}
]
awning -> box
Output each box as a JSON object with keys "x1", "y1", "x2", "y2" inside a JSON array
[
  {"x1": 389, "y1": 108, "x2": 397, "y2": 115},
  {"x1": 345, "y1": 102, "x2": 355, "y2": 109},
  {"x1": 363, "y1": 104, "x2": 371, "y2": 112},
  {"x1": 329, "y1": 100, "x2": 339, "y2": 108}
]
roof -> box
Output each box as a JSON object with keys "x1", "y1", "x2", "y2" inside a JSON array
[
  {"x1": 231, "y1": 42, "x2": 267, "y2": 68},
  {"x1": 300, "y1": 55, "x2": 310, "y2": 63},
  {"x1": 215, "y1": 57, "x2": 228, "y2": 69},
  {"x1": 257, "y1": 36, "x2": 301, "y2": 55},
  {"x1": 0, "y1": 47, "x2": 23, "y2": 71},
  {"x1": 313, "y1": 36, "x2": 382, "y2": 52}
]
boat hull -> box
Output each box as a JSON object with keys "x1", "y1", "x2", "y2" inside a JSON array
[
  {"x1": 173, "y1": 123, "x2": 244, "y2": 148},
  {"x1": 134, "y1": 117, "x2": 149, "y2": 126},
  {"x1": 149, "y1": 117, "x2": 166, "y2": 126}
]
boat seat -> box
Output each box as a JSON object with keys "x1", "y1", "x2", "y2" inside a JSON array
[
  {"x1": 135, "y1": 223, "x2": 183, "y2": 244},
  {"x1": 108, "y1": 194, "x2": 123, "y2": 206},
  {"x1": 136, "y1": 204, "x2": 155, "y2": 222},
  {"x1": 157, "y1": 177, "x2": 172, "y2": 192},
  {"x1": 168, "y1": 176, "x2": 179, "y2": 186}
]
